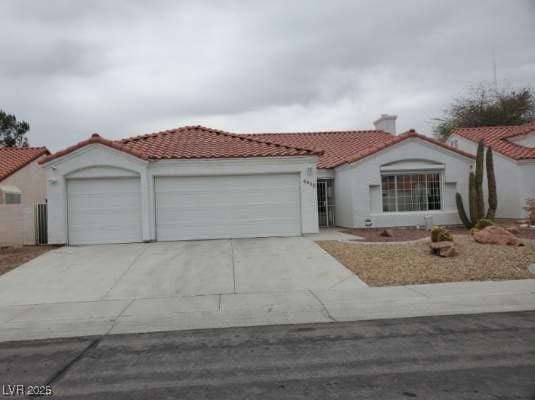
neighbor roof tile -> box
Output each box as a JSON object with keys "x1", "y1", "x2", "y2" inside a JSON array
[
  {"x1": 0, "y1": 147, "x2": 50, "y2": 182},
  {"x1": 452, "y1": 121, "x2": 535, "y2": 160}
]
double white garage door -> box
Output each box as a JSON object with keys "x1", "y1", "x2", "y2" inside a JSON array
[{"x1": 67, "y1": 174, "x2": 301, "y2": 245}]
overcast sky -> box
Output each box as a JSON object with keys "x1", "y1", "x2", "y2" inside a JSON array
[{"x1": 1, "y1": 0, "x2": 534, "y2": 151}]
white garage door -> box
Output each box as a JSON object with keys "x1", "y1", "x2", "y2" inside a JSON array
[
  {"x1": 155, "y1": 174, "x2": 301, "y2": 241},
  {"x1": 67, "y1": 178, "x2": 142, "y2": 245}
]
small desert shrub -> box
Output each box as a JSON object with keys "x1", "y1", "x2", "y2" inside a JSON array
[
  {"x1": 431, "y1": 226, "x2": 453, "y2": 242},
  {"x1": 474, "y1": 218, "x2": 494, "y2": 230}
]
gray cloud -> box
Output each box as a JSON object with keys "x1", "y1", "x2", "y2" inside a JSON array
[
  {"x1": 1, "y1": 0, "x2": 534, "y2": 151},
  {"x1": 0, "y1": 39, "x2": 108, "y2": 78}
]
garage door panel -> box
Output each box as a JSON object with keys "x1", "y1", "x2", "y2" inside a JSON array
[
  {"x1": 156, "y1": 220, "x2": 300, "y2": 241},
  {"x1": 155, "y1": 174, "x2": 301, "y2": 241},
  {"x1": 158, "y1": 213, "x2": 298, "y2": 227},
  {"x1": 68, "y1": 195, "x2": 140, "y2": 210},
  {"x1": 67, "y1": 178, "x2": 142, "y2": 245}
]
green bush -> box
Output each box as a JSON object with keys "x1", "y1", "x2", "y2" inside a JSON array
[
  {"x1": 474, "y1": 219, "x2": 494, "y2": 230},
  {"x1": 431, "y1": 226, "x2": 453, "y2": 242}
]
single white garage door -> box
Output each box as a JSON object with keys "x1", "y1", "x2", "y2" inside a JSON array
[
  {"x1": 67, "y1": 178, "x2": 142, "y2": 245},
  {"x1": 155, "y1": 174, "x2": 301, "y2": 241}
]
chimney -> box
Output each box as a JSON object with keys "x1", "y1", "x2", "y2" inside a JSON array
[{"x1": 373, "y1": 114, "x2": 397, "y2": 135}]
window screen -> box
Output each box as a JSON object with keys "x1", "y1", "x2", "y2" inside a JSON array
[
  {"x1": 381, "y1": 173, "x2": 441, "y2": 212},
  {"x1": 4, "y1": 192, "x2": 22, "y2": 204}
]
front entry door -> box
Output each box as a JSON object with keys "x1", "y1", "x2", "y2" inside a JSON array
[{"x1": 317, "y1": 179, "x2": 335, "y2": 227}]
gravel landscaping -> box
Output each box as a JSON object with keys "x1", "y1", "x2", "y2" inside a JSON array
[
  {"x1": 341, "y1": 225, "x2": 535, "y2": 243},
  {"x1": 341, "y1": 228, "x2": 431, "y2": 242},
  {"x1": 317, "y1": 235, "x2": 535, "y2": 287},
  {"x1": 0, "y1": 246, "x2": 57, "y2": 276}
]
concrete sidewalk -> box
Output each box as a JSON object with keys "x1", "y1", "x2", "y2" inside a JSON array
[{"x1": 1, "y1": 279, "x2": 534, "y2": 343}]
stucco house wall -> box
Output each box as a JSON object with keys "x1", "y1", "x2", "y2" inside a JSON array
[
  {"x1": 0, "y1": 206, "x2": 24, "y2": 245},
  {"x1": 333, "y1": 167, "x2": 354, "y2": 227},
  {"x1": 335, "y1": 138, "x2": 474, "y2": 228},
  {"x1": 449, "y1": 134, "x2": 528, "y2": 219},
  {"x1": 0, "y1": 159, "x2": 47, "y2": 245},
  {"x1": 520, "y1": 162, "x2": 535, "y2": 212},
  {"x1": 45, "y1": 144, "x2": 319, "y2": 245}
]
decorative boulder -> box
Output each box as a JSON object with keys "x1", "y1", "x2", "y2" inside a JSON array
[
  {"x1": 429, "y1": 241, "x2": 457, "y2": 257},
  {"x1": 473, "y1": 225, "x2": 524, "y2": 246},
  {"x1": 379, "y1": 229, "x2": 394, "y2": 238},
  {"x1": 505, "y1": 226, "x2": 520, "y2": 235}
]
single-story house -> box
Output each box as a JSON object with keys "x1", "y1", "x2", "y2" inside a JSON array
[
  {"x1": 448, "y1": 121, "x2": 535, "y2": 220},
  {"x1": 41, "y1": 115, "x2": 475, "y2": 245},
  {"x1": 0, "y1": 146, "x2": 50, "y2": 245}
]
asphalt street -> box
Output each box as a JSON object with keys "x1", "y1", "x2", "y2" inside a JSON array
[{"x1": 1, "y1": 311, "x2": 535, "y2": 399}]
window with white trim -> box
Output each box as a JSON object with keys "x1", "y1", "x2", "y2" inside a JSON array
[
  {"x1": 381, "y1": 173, "x2": 441, "y2": 212},
  {"x1": 4, "y1": 192, "x2": 22, "y2": 204},
  {"x1": 0, "y1": 187, "x2": 22, "y2": 205}
]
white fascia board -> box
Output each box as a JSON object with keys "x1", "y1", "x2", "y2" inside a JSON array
[{"x1": 42, "y1": 143, "x2": 149, "y2": 169}]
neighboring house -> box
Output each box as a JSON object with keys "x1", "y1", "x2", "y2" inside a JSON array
[
  {"x1": 448, "y1": 121, "x2": 535, "y2": 220},
  {"x1": 0, "y1": 147, "x2": 50, "y2": 245},
  {"x1": 41, "y1": 116, "x2": 474, "y2": 245}
]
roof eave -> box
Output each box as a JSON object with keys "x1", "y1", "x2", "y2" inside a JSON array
[
  {"x1": 336, "y1": 132, "x2": 475, "y2": 168},
  {"x1": 39, "y1": 134, "x2": 147, "y2": 165},
  {"x1": 0, "y1": 148, "x2": 50, "y2": 182}
]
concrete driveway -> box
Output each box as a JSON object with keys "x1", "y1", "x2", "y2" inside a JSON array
[{"x1": 0, "y1": 237, "x2": 365, "y2": 306}]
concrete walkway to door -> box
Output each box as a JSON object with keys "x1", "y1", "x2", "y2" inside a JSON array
[{"x1": 1, "y1": 236, "x2": 534, "y2": 343}]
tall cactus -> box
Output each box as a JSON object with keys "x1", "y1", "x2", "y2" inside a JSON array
[
  {"x1": 475, "y1": 140, "x2": 485, "y2": 221},
  {"x1": 456, "y1": 142, "x2": 498, "y2": 228},
  {"x1": 468, "y1": 171, "x2": 477, "y2": 225},
  {"x1": 486, "y1": 147, "x2": 497, "y2": 220},
  {"x1": 456, "y1": 192, "x2": 473, "y2": 228}
]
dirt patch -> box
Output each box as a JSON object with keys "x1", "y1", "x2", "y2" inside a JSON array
[
  {"x1": 317, "y1": 235, "x2": 535, "y2": 287},
  {"x1": 0, "y1": 246, "x2": 58, "y2": 276}
]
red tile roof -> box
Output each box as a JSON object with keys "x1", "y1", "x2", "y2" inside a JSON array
[
  {"x1": 248, "y1": 129, "x2": 474, "y2": 168},
  {"x1": 246, "y1": 130, "x2": 392, "y2": 168},
  {"x1": 0, "y1": 146, "x2": 50, "y2": 182},
  {"x1": 42, "y1": 125, "x2": 474, "y2": 168},
  {"x1": 40, "y1": 133, "x2": 148, "y2": 165},
  {"x1": 41, "y1": 126, "x2": 321, "y2": 164},
  {"x1": 452, "y1": 121, "x2": 535, "y2": 160}
]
